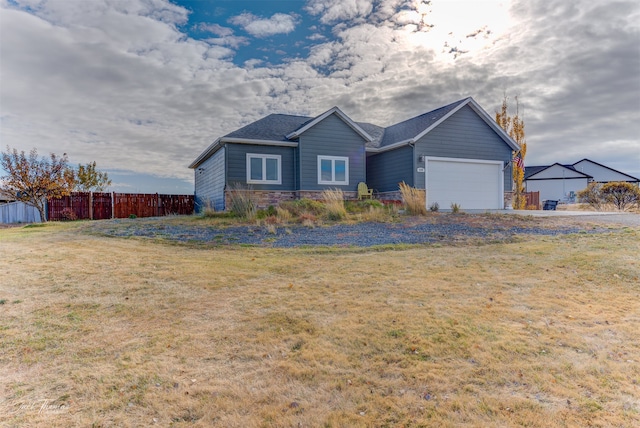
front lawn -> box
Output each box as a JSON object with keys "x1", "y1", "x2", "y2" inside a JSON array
[{"x1": 0, "y1": 220, "x2": 638, "y2": 427}]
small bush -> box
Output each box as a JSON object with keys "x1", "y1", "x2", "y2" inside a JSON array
[
  {"x1": 358, "y1": 206, "x2": 392, "y2": 222},
  {"x1": 450, "y1": 203, "x2": 461, "y2": 213},
  {"x1": 227, "y1": 183, "x2": 257, "y2": 219},
  {"x1": 279, "y1": 199, "x2": 324, "y2": 217},
  {"x1": 298, "y1": 212, "x2": 317, "y2": 227},
  {"x1": 578, "y1": 182, "x2": 640, "y2": 211},
  {"x1": 256, "y1": 205, "x2": 277, "y2": 219},
  {"x1": 321, "y1": 188, "x2": 347, "y2": 220},
  {"x1": 128, "y1": 214, "x2": 137, "y2": 219},
  {"x1": 60, "y1": 207, "x2": 78, "y2": 221},
  {"x1": 577, "y1": 183, "x2": 603, "y2": 210},
  {"x1": 275, "y1": 207, "x2": 292, "y2": 223},
  {"x1": 345, "y1": 199, "x2": 384, "y2": 214},
  {"x1": 601, "y1": 182, "x2": 640, "y2": 211},
  {"x1": 429, "y1": 202, "x2": 440, "y2": 212},
  {"x1": 399, "y1": 182, "x2": 427, "y2": 215},
  {"x1": 264, "y1": 215, "x2": 279, "y2": 225}
]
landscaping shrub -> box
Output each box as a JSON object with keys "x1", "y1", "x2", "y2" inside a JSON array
[
  {"x1": 227, "y1": 183, "x2": 257, "y2": 219},
  {"x1": 578, "y1": 181, "x2": 640, "y2": 211},
  {"x1": 577, "y1": 183, "x2": 603, "y2": 210},
  {"x1": 358, "y1": 206, "x2": 393, "y2": 222},
  {"x1": 450, "y1": 202, "x2": 461, "y2": 213},
  {"x1": 321, "y1": 188, "x2": 347, "y2": 220},
  {"x1": 399, "y1": 181, "x2": 427, "y2": 215},
  {"x1": 256, "y1": 205, "x2": 277, "y2": 219},
  {"x1": 345, "y1": 199, "x2": 384, "y2": 213},
  {"x1": 60, "y1": 207, "x2": 78, "y2": 221},
  {"x1": 601, "y1": 182, "x2": 640, "y2": 211},
  {"x1": 429, "y1": 202, "x2": 439, "y2": 212},
  {"x1": 279, "y1": 199, "x2": 324, "y2": 217},
  {"x1": 298, "y1": 212, "x2": 317, "y2": 227},
  {"x1": 275, "y1": 206, "x2": 293, "y2": 223}
]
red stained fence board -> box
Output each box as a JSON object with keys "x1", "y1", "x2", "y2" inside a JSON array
[{"x1": 48, "y1": 192, "x2": 193, "y2": 221}]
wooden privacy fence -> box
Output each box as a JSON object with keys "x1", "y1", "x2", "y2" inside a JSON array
[
  {"x1": 525, "y1": 191, "x2": 540, "y2": 210},
  {"x1": 48, "y1": 192, "x2": 194, "y2": 221}
]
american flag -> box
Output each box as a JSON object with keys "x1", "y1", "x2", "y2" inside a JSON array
[{"x1": 514, "y1": 153, "x2": 524, "y2": 170}]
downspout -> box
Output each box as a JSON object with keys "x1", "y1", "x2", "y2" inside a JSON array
[{"x1": 409, "y1": 141, "x2": 415, "y2": 187}]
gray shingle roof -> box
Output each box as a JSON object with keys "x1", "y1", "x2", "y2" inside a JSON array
[
  {"x1": 523, "y1": 165, "x2": 549, "y2": 179},
  {"x1": 222, "y1": 98, "x2": 470, "y2": 148},
  {"x1": 224, "y1": 114, "x2": 311, "y2": 142}
]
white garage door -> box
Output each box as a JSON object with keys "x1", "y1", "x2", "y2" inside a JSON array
[{"x1": 425, "y1": 157, "x2": 504, "y2": 210}]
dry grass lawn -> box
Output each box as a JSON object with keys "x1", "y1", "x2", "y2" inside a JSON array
[{"x1": 1, "y1": 220, "x2": 639, "y2": 427}]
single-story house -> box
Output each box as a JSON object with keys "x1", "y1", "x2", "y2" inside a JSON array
[
  {"x1": 524, "y1": 159, "x2": 639, "y2": 202},
  {"x1": 190, "y1": 97, "x2": 520, "y2": 211}
]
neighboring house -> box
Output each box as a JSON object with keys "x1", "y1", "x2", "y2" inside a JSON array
[
  {"x1": 572, "y1": 159, "x2": 640, "y2": 184},
  {"x1": 190, "y1": 97, "x2": 520, "y2": 211},
  {"x1": 524, "y1": 159, "x2": 639, "y2": 202}
]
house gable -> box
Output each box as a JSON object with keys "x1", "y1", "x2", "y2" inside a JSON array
[
  {"x1": 572, "y1": 159, "x2": 640, "y2": 183},
  {"x1": 411, "y1": 104, "x2": 515, "y2": 192},
  {"x1": 286, "y1": 106, "x2": 373, "y2": 142},
  {"x1": 297, "y1": 112, "x2": 368, "y2": 190},
  {"x1": 526, "y1": 163, "x2": 591, "y2": 180}
]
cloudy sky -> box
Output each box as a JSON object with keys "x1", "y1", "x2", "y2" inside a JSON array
[{"x1": 1, "y1": 0, "x2": 639, "y2": 193}]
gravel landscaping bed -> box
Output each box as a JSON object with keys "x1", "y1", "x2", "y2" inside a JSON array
[{"x1": 85, "y1": 214, "x2": 612, "y2": 248}]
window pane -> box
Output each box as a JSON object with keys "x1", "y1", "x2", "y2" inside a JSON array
[
  {"x1": 250, "y1": 157, "x2": 262, "y2": 180},
  {"x1": 321, "y1": 159, "x2": 332, "y2": 181},
  {"x1": 266, "y1": 158, "x2": 278, "y2": 181},
  {"x1": 335, "y1": 160, "x2": 346, "y2": 182}
]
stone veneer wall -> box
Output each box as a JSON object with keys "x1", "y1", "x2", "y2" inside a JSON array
[
  {"x1": 503, "y1": 191, "x2": 514, "y2": 209},
  {"x1": 374, "y1": 190, "x2": 403, "y2": 202},
  {"x1": 224, "y1": 190, "x2": 359, "y2": 210}
]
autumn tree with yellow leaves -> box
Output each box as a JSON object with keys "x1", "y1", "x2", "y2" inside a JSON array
[
  {"x1": 496, "y1": 95, "x2": 527, "y2": 209},
  {"x1": 1, "y1": 146, "x2": 75, "y2": 221}
]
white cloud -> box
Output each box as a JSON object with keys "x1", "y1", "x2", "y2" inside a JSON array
[
  {"x1": 305, "y1": 0, "x2": 374, "y2": 24},
  {"x1": 197, "y1": 23, "x2": 233, "y2": 37},
  {"x1": 229, "y1": 12, "x2": 297, "y2": 38}
]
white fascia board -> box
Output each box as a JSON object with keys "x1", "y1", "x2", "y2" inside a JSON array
[
  {"x1": 189, "y1": 138, "x2": 221, "y2": 169},
  {"x1": 365, "y1": 139, "x2": 413, "y2": 153},
  {"x1": 220, "y1": 137, "x2": 299, "y2": 147},
  {"x1": 286, "y1": 106, "x2": 373, "y2": 142},
  {"x1": 424, "y1": 156, "x2": 504, "y2": 166}
]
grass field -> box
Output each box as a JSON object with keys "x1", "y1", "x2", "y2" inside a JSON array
[{"x1": 1, "y1": 218, "x2": 639, "y2": 427}]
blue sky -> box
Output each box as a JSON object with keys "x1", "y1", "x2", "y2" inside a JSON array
[
  {"x1": 175, "y1": 0, "x2": 321, "y2": 68},
  {"x1": 1, "y1": 0, "x2": 639, "y2": 194}
]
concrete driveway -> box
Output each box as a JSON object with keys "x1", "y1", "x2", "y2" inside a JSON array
[{"x1": 482, "y1": 209, "x2": 640, "y2": 227}]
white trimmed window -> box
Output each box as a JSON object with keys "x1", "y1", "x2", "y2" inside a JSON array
[
  {"x1": 246, "y1": 154, "x2": 281, "y2": 184},
  {"x1": 318, "y1": 155, "x2": 349, "y2": 185}
]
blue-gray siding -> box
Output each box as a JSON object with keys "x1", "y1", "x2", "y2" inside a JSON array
[
  {"x1": 298, "y1": 113, "x2": 367, "y2": 191},
  {"x1": 413, "y1": 105, "x2": 513, "y2": 191},
  {"x1": 194, "y1": 147, "x2": 226, "y2": 211},
  {"x1": 226, "y1": 144, "x2": 296, "y2": 189},
  {"x1": 366, "y1": 145, "x2": 414, "y2": 192}
]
